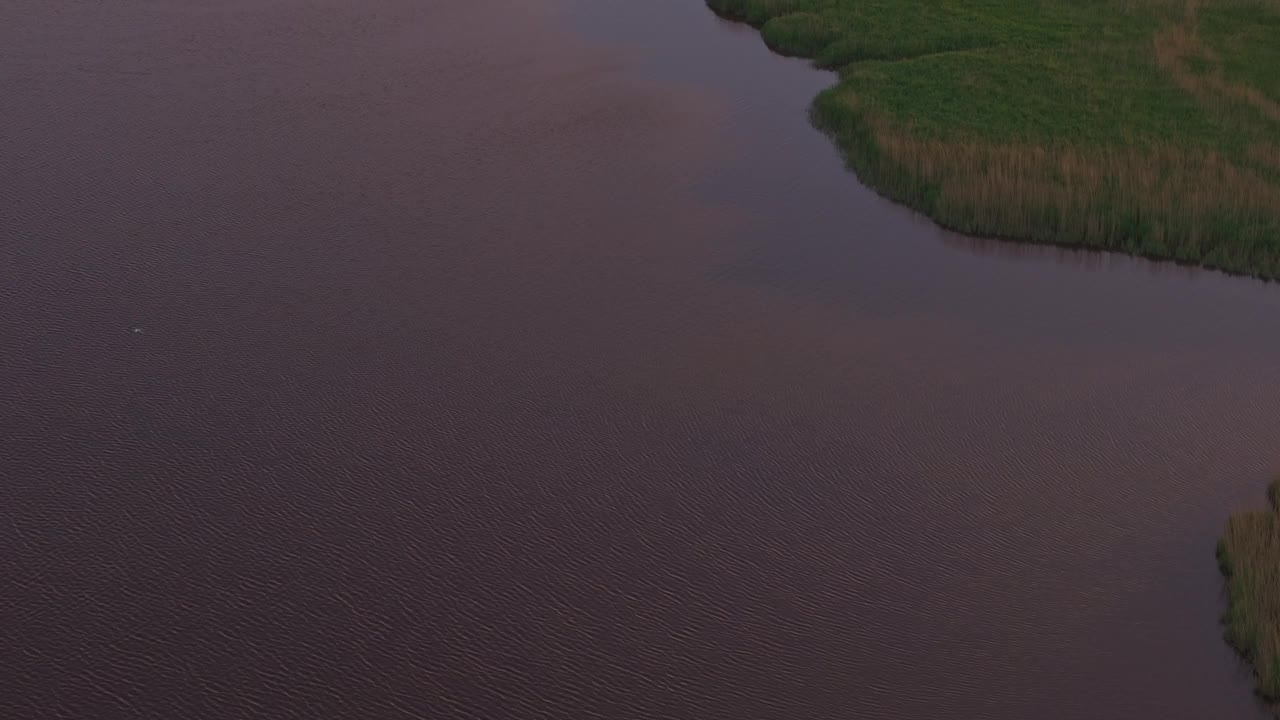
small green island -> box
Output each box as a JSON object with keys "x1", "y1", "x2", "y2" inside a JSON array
[
  {"x1": 1220, "y1": 480, "x2": 1280, "y2": 712},
  {"x1": 707, "y1": 0, "x2": 1280, "y2": 278}
]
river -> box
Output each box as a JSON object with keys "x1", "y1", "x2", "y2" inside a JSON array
[{"x1": 4, "y1": 0, "x2": 1280, "y2": 718}]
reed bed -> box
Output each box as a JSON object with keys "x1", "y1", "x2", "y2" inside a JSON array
[
  {"x1": 708, "y1": 0, "x2": 1280, "y2": 277},
  {"x1": 1219, "y1": 480, "x2": 1280, "y2": 709},
  {"x1": 813, "y1": 92, "x2": 1280, "y2": 275}
]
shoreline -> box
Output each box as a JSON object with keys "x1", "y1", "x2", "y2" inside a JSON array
[{"x1": 706, "y1": 0, "x2": 1280, "y2": 281}]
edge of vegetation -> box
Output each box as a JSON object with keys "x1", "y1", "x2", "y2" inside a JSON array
[
  {"x1": 1218, "y1": 478, "x2": 1280, "y2": 711},
  {"x1": 705, "y1": 0, "x2": 1280, "y2": 280}
]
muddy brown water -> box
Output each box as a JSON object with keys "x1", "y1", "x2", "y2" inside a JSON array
[{"x1": 4, "y1": 0, "x2": 1280, "y2": 718}]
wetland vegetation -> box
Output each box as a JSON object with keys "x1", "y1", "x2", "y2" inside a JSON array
[
  {"x1": 1219, "y1": 479, "x2": 1280, "y2": 711},
  {"x1": 707, "y1": 0, "x2": 1280, "y2": 278}
]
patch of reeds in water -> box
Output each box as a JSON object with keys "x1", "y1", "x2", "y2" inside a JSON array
[
  {"x1": 1218, "y1": 479, "x2": 1280, "y2": 707},
  {"x1": 812, "y1": 91, "x2": 1280, "y2": 278}
]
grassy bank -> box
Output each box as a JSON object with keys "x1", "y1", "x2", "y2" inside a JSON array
[
  {"x1": 707, "y1": 0, "x2": 1280, "y2": 278},
  {"x1": 1218, "y1": 479, "x2": 1280, "y2": 709}
]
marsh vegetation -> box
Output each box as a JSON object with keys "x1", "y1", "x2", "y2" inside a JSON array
[
  {"x1": 708, "y1": 0, "x2": 1280, "y2": 277},
  {"x1": 1219, "y1": 479, "x2": 1280, "y2": 711}
]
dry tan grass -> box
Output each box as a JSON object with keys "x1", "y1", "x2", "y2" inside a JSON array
[
  {"x1": 843, "y1": 103, "x2": 1280, "y2": 261},
  {"x1": 1154, "y1": 1, "x2": 1280, "y2": 122},
  {"x1": 886, "y1": 136, "x2": 1280, "y2": 216},
  {"x1": 1249, "y1": 143, "x2": 1280, "y2": 172}
]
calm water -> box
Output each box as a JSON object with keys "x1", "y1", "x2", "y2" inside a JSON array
[{"x1": 5, "y1": 1, "x2": 1280, "y2": 718}]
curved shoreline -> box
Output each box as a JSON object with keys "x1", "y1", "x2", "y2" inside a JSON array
[{"x1": 705, "y1": 0, "x2": 1280, "y2": 281}]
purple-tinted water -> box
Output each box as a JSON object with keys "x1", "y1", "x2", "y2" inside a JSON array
[{"x1": 4, "y1": 0, "x2": 1280, "y2": 718}]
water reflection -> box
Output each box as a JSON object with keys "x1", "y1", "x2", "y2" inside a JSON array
[
  {"x1": 943, "y1": 232, "x2": 1217, "y2": 284},
  {"x1": 3, "y1": 1, "x2": 1279, "y2": 719}
]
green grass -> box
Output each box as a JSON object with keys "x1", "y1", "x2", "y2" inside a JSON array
[
  {"x1": 707, "y1": 0, "x2": 1280, "y2": 278},
  {"x1": 1218, "y1": 478, "x2": 1280, "y2": 710}
]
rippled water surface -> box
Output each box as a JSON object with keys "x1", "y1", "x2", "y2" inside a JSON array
[{"x1": 6, "y1": 1, "x2": 1280, "y2": 718}]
